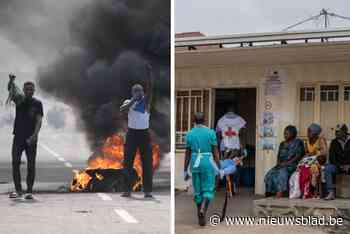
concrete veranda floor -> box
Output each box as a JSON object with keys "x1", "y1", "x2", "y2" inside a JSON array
[{"x1": 175, "y1": 187, "x2": 349, "y2": 234}]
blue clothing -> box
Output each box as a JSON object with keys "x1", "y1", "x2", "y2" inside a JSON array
[
  {"x1": 186, "y1": 126, "x2": 217, "y2": 204},
  {"x1": 308, "y1": 123, "x2": 322, "y2": 135},
  {"x1": 219, "y1": 159, "x2": 237, "y2": 176},
  {"x1": 323, "y1": 164, "x2": 337, "y2": 193},
  {"x1": 265, "y1": 166, "x2": 289, "y2": 193},
  {"x1": 133, "y1": 97, "x2": 147, "y2": 113},
  {"x1": 277, "y1": 138, "x2": 305, "y2": 171},
  {"x1": 264, "y1": 138, "x2": 305, "y2": 193}
]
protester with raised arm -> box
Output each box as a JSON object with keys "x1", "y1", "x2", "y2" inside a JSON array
[
  {"x1": 120, "y1": 64, "x2": 154, "y2": 198},
  {"x1": 7, "y1": 74, "x2": 43, "y2": 200}
]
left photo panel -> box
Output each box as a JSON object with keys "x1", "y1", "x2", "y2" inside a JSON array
[{"x1": 0, "y1": 0, "x2": 170, "y2": 233}]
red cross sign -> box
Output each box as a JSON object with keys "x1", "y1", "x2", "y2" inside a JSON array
[{"x1": 224, "y1": 127, "x2": 237, "y2": 137}]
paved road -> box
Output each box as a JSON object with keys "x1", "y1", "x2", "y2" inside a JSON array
[
  {"x1": 0, "y1": 134, "x2": 171, "y2": 234},
  {"x1": 0, "y1": 192, "x2": 170, "y2": 234},
  {"x1": 175, "y1": 189, "x2": 328, "y2": 234}
]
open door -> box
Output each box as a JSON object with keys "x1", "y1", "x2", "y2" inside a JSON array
[{"x1": 214, "y1": 88, "x2": 257, "y2": 189}]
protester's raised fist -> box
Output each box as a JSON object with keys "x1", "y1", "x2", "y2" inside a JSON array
[{"x1": 9, "y1": 73, "x2": 16, "y2": 80}]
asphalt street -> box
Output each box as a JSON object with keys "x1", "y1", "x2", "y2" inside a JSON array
[{"x1": 0, "y1": 132, "x2": 171, "y2": 234}]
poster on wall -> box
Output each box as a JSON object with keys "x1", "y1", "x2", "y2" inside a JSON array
[
  {"x1": 264, "y1": 72, "x2": 283, "y2": 96},
  {"x1": 260, "y1": 68, "x2": 287, "y2": 151},
  {"x1": 261, "y1": 111, "x2": 279, "y2": 150}
]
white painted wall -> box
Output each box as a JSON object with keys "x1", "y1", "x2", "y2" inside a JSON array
[{"x1": 175, "y1": 59, "x2": 350, "y2": 194}]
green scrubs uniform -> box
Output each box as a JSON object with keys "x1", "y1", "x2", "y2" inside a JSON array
[{"x1": 186, "y1": 125, "x2": 217, "y2": 204}]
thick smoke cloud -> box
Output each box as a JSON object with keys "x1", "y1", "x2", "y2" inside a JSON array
[
  {"x1": 46, "y1": 106, "x2": 66, "y2": 130},
  {"x1": 0, "y1": 0, "x2": 87, "y2": 64},
  {"x1": 37, "y1": 0, "x2": 170, "y2": 152}
]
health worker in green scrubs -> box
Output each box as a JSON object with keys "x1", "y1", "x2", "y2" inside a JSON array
[{"x1": 184, "y1": 112, "x2": 220, "y2": 226}]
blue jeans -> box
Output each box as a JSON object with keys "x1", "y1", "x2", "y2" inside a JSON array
[{"x1": 323, "y1": 164, "x2": 337, "y2": 193}]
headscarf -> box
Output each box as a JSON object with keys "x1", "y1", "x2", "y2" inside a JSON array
[{"x1": 308, "y1": 123, "x2": 322, "y2": 136}]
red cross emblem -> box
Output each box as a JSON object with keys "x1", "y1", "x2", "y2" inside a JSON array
[{"x1": 224, "y1": 127, "x2": 237, "y2": 137}]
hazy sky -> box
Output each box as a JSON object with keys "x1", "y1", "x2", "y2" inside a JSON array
[
  {"x1": 0, "y1": 0, "x2": 91, "y2": 156},
  {"x1": 175, "y1": 0, "x2": 350, "y2": 36}
]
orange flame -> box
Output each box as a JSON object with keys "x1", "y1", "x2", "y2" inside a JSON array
[{"x1": 71, "y1": 134, "x2": 160, "y2": 192}]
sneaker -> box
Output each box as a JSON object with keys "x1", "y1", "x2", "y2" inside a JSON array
[
  {"x1": 24, "y1": 193, "x2": 34, "y2": 200},
  {"x1": 9, "y1": 191, "x2": 22, "y2": 199},
  {"x1": 121, "y1": 192, "x2": 131, "y2": 198},
  {"x1": 144, "y1": 193, "x2": 153, "y2": 199}
]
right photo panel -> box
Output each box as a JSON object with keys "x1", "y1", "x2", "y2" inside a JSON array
[{"x1": 174, "y1": 1, "x2": 350, "y2": 233}]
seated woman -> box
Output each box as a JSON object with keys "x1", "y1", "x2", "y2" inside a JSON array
[
  {"x1": 264, "y1": 125, "x2": 305, "y2": 198},
  {"x1": 298, "y1": 123, "x2": 327, "y2": 199}
]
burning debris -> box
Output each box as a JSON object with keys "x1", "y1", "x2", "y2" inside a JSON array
[
  {"x1": 37, "y1": 0, "x2": 170, "y2": 152},
  {"x1": 0, "y1": 1, "x2": 169, "y2": 193},
  {"x1": 34, "y1": 0, "x2": 169, "y2": 192},
  {"x1": 70, "y1": 134, "x2": 160, "y2": 192}
]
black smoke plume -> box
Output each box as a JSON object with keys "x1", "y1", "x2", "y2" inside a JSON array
[{"x1": 37, "y1": 0, "x2": 170, "y2": 152}]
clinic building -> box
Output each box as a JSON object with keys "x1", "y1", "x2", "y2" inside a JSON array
[{"x1": 175, "y1": 28, "x2": 350, "y2": 194}]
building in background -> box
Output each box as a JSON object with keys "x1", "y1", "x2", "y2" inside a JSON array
[{"x1": 175, "y1": 28, "x2": 350, "y2": 194}]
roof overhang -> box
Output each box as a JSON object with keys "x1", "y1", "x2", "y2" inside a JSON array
[
  {"x1": 175, "y1": 28, "x2": 350, "y2": 68},
  {"x1": 175, "y1": 28, "x2": 350, "y2": 47}
]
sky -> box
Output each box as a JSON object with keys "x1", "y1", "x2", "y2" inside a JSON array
[
  {"x1": 0, "y1": 0, "x2": 92, "y2": 159},
  {"x1": 175, "y1": 0, "x2": 350, "y2": 36}
]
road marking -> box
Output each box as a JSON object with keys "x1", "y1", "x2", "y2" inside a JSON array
[
  {"x1": 57, "y1": 157, "x2": 66, "y2": 162},
  {"x1": 97, "y1": 193, "x2": 113, "y2": 201},
  {"x1": 114, "y1": 209, "x2": 139, "y2": 223},
  {"x1": 40, "y1": 143, "x2": 61, "y2": 158},
  {"x1": 40, "y1": 143, "x2": 74, "y2": 169}
]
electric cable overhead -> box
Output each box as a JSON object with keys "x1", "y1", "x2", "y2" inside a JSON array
[{"x1": 283, "y1": 9, "x2": 350, "y2": 31}]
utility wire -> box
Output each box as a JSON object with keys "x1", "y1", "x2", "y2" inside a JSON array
[
  {"x1": 283, "y1": 9, "x2": 350, "y2": 31},
  {"x1": 331, "y1": 13, "x2": 350, "y2": 21},
  {"x1": 283, "y1": 14, "x2": 321, "y2": 31}
]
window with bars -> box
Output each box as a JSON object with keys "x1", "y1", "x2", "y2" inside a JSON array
[
  {"x1": 300, "y1": 87, "x2": 315, "y2": 101},
  {"x1": 345, "y1": 87, "x2": 350, "y2": 101},
  {"x1": 299, "y1": 85, "x2": 349, "y2": 140},
  {"x1": 176, "y1": 90, "x2": 211, "y2": 146},
  {"x1": 320, "y1": 85, "x2": 339, "y2": 101}
]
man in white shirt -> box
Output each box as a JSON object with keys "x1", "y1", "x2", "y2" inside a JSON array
[
  {"x1": 120, "y1": 66, "x2": 153, "y2": 198},
  {"x1": 216, "y1": 106, "x2": 246, "y2": 158}
]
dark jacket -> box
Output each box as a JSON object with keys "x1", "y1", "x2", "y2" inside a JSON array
[{"x1": 329, "y1": 137, "x2": 350, "y2": 167}]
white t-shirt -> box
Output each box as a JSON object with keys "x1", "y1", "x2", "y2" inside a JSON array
[
  {"x1": 124, "y1": 99, "x2": 150, "y2": 130},
  {"x1": 216, "y1": 113, "x2": 246, "y2": 151}
]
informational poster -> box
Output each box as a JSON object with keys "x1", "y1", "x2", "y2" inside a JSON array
[
  {"x1": 261, "y1": 68, "x2": 287, "y2": 151},
  {"x1": 261, "y1": 111, "x2": 279, "y2": 150},
  {"x1": 264, "y1": 72, "x2": 283, "y2": 96}
]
